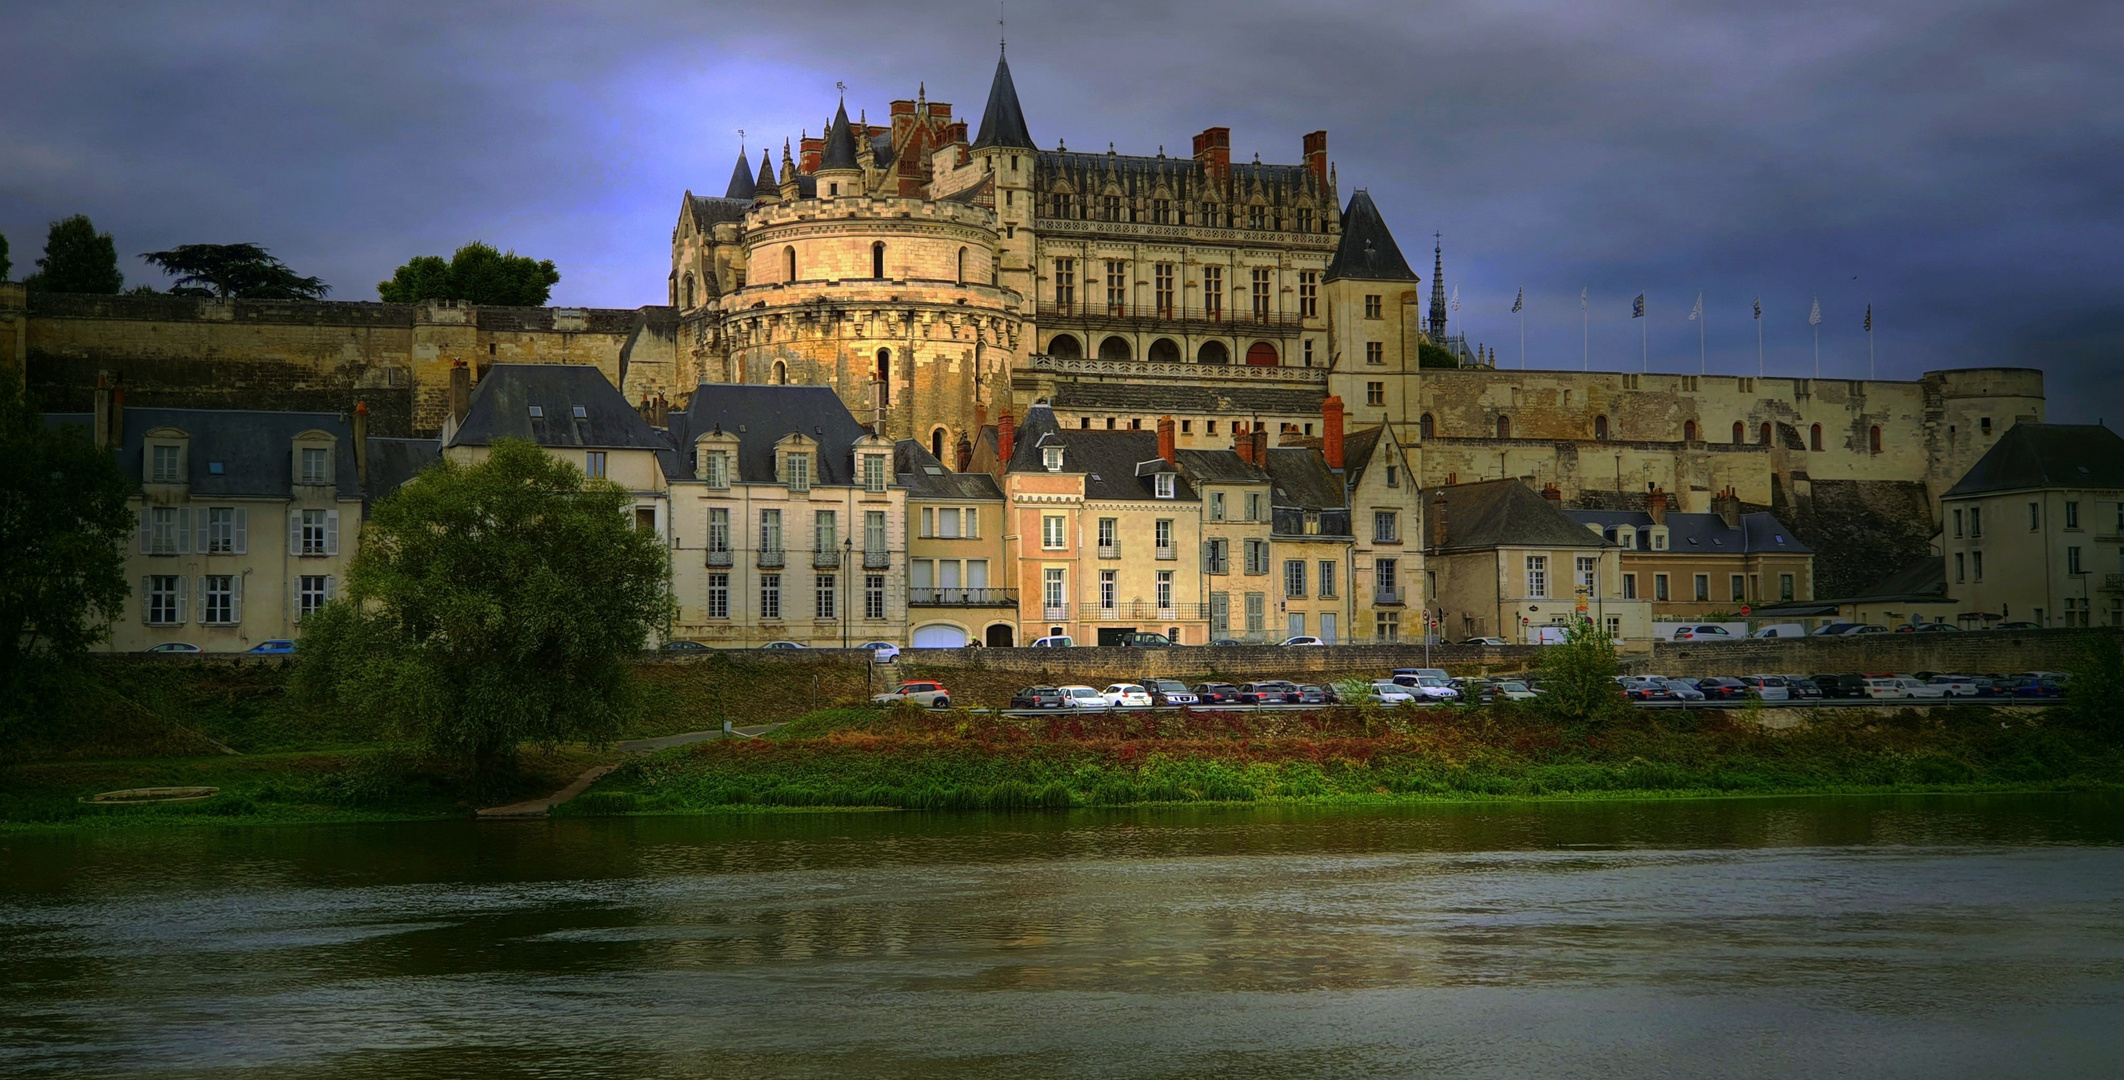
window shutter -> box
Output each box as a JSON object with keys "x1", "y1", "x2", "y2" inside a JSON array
[
  {"x1": 139, "y1": 509, "x2": 151, "y2": 554},
  {"x1": 324, "y1": 576, "x2": 336, "y2": 602},
  {"x1": 288, "y1": 510, "x2": 302, "y2": 555},
  {"x1": 233, "y1": 508, "x2": 248, "y2": 554},
  {"x1": 325, "y1": 510, "x2": 340, "y2": 556},
  {"x1": 176, "y1": 509, "x2": 192, "y2": 554},
  {"x1": 230, "y1": 574, "x2": 243, "y2": 624},
  {"x1": 176, "y1": 576, "x2": 188, "y2": 624},
  {"x1": 140, "y1": 577, "x2": 151, "y2": 624},
  {"x1": 194, "y1": 510, "x2": 208, "y2": 554}
]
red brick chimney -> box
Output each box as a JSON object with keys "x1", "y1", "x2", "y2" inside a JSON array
[
  {"x1": 1192, "y1": 127, "x2": 1231, "y2": 185},
  {"x1": 1430, "y1": 489, "x2": 1449, "y2": 547},
  {"x1": 997, "y1": 410, "x2": 1015, "y2": 463},
  {"x1": 1302, "y1": 131, "x2": 1329, "y2": 190},
  {"x1": 1322, "y1": 396, "x2": 1345, "y2": 470},
  {"x1": 1232, "y1": 421, "x2": 1251, "y2": 464},
  {"x1": 1541, "y1": 482, "x2": 1561, "y2": 503},
  {"x1": 1250, "y1": 427, "x2": 1267, "y2": 465},
  {"x1": 1647, "y1": 486, "x2": 1669, "y2": 526},
  {"x1": 1157, "y1": 415, "x2": 1176, "y2": 463},
  {"x1": 955, "y1": 435, "x2": 973, "y2": 473}
]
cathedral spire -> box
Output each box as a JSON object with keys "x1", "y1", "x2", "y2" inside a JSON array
[
  {"x1": 723, "y1": 147, "x2": 756, "y2": 200},
  {"x1": 819, "y1": 97, "x2": 860, "y2": 172},
  {"x1": 1427, "y1": 233, "x2": 1449, "y2": 338},
  {"x1": 972, "y1": 47, "x2": 1034, "y2": 151}
]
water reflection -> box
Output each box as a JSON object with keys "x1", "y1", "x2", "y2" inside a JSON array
[{"x1": 3, "y1": 794, "x2": 2122, "y2": 1078}]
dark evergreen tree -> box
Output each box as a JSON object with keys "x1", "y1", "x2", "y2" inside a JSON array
[
  {"x1": 377, "y1": 242, "x2": 560, "y2": 306},
  {"x1": 140, "y1": 243, "x2": 329, "y2": 299},
  {"x1": 21, "y1": 215, "x2": 123, "y2": 294}
]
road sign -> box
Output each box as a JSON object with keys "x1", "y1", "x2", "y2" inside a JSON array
[{"x1": 1741, "y1": 604, "x2": 1752, "y2": 616}]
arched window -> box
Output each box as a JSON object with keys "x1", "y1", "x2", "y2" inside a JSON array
[
  {"x1": 872, "y1": 242, "x2": 885, "y2": 279},
  {"x1": 1420, "y1": 413, "x2": 1436, "y2": 440},
  {"x1": 1595, "y1": 415, "x2": 1610, "y2": 440},
  {"x1": 1047, "y1": 333, "x2": 1082, "y2": 360},
  {"x1": 1197, "y1": 340, "x2": 1230, "y2": 364},
  {"x1": 1098, "y1": 335, "x2": 1132, "y2": 361},
  {"x1": 956, "y1": 247, "x2": 966, "y2": 285},
  {"x1": 682, "y1": 273, "x2": 696, "y2": 309},
  {"x1": 784, "y1": 246, "x2": 796, "y2": 281},
  {"x1": 1732, "y1": 421, "x2": 1745, "y2": 444},
  {"x1": 1759, "y1": 422, "x2": 1772, "y2": 445},
  {"x1": 772, "y1": 360, "x2": 787, "y2": 385},
  {"x1": 1245, "y1": 341, "x2": 1279, "y2": 367},
  {"x1": 932, "y1": 428, "x2": 946, "y2": 460},
  {"x1": 1869, "y1": 425, "x2": 1883, "y2": 454},
  {"x1": 1810, "y1": 423, "x2": 1823, "y2": 451},
  {"x1": 1147, "y1": 338, "x2": 1181, "y2": 363},
  {"x1": 1683, "y1": 420, "x2": 1698, "y2": 443},
  {"x1": 876, "y1": 349, "x2": 891, "y2": 406},
  {"x1": 1497, "y1": 416, "x2": 1512, "y2": 439}
]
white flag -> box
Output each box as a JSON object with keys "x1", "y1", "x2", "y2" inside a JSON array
[
  {"x1": 1808, "y1": 297, "x2": 1822, "y2": 326},
  {"x1": 1688, "y1": 292, "x2": 1703, "y2": 322},
  {"x1": 1450, "y1": 284, "x2": 1460, "y2": 312}
]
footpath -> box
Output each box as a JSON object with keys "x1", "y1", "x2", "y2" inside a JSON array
[{"x1": 476, "y1": 724, "x2": 781, "y2": 818}]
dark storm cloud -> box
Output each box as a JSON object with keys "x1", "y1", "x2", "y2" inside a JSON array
[{"x1": 3, "y1": 0, "x2": 2118, "y2": 417}]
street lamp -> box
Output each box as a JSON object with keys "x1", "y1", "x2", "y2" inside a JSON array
[{"x1": 842, "y1": 535, "x2": 852, "y2": 649}]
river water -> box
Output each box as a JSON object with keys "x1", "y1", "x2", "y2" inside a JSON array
[{"x1": 3, "y1": 794, "x2": 2122, "y2": 1078}]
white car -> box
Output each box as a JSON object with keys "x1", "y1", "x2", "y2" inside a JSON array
[
  {"x1": 1057, "y1": 685, "x2": 1108, "y2": 708},
  {"x1": 1461, "y1": 637, "x2": 1510, "y2": 646},
  {"x1": 1102, "y1": 683, "x2": 1153, "y2": 708},
  {"x1": 1403, "y1": 675, "x2": 1461, "y2": 702},
  {"x1": 1367, "y1": 681, "x2": 1417, "y2": 704},
  {"x1": 1927, "y1": 675, "x2": 1978, "y2": 697},
  {"x1": 1279, "y1": 635, "x2": 1326, "y2": 646},
  {"x1": 857, "y1": 641, "x2": 900, "y2": 663},
  {"x1": 1864, "y1": 677, "x2": 1947, "y2": 699},
  {"x1": 1030, "y1": 636, "x2": 1075, "y2": 648},
  {"x1": 759, "y1": 641, "x2": 807, "y2": 649},
  {"x1": 1740, "y1": 675, "x2": 1792, "y2": 701},
  {"x1": 1489, "y1": 680, "x2": 1540, "y2": 700}
]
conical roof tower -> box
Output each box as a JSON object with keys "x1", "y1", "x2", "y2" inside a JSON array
[
  {"x1": 972, "y1": 49, "x2": 1034, "y2": 150},
  {"x1": 1325, "y1": 190, "x2": 1418, "y2": 282},
  {"x1": 723, "y1": 148, "x2": 756, "y2": 200},
  {"x1": 820, "y1": 99, "x2": 861, "y2": 172}
]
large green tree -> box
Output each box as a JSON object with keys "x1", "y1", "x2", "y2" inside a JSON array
[
  {"x1": 1, "y1": 231, "x2": 11, "y2": 281},
  {"x1": 295, "y1": 440, "x2": 672, "y2": 791},
  {"x1": 140, "y1": 243, "x2": 330, "y2": 299},
  {"x1": 0, "y1": 392, "x2": 135, "y2": 742},
  {"x1": 377, "y1": 242, "x2": 560, "y2": 307},
  {"x1": 1535, "y1": 618, "x2": 1631, "y2": 729},
  {"x1": 21, "y1": 215, "x2": 123, "y2": 294}
]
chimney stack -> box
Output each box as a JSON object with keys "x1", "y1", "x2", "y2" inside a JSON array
[
  {"x1": 955, "y1": 435, "x2": 973, "y2": 473},
  {"x1": 1322, "y1": 396, "x2": 1345, "y2": 470},
  {"x1": 1192, "y1": 126, "x2": 1231, "y2": 185},
  {"x1": 93, "y1": 375, "x2": 112, "y2": 450},
  {"x1": 1542, "y1": 482, "x2": 1561, "y2": 503},
  {"x1": 449, "y1": 361, "x2": 472, "y2": 424},
  {"x1": 1250, "y1": 427, "x2": 1267, "y2": 466},
  {"x1": 997, "y1": 410, "x2": 1015, "y2": 463},
  {"x1": 1302, "y1": 131, "x2": 1329, "y2": 190},
  {"x1": 353, "y1": 400, "x2": 369, "y2": 485},
  {"x1": 1713, "y1": 485, "x2": 1741, "y2": 529},
  {"x1": 1647, "y1": 486, "x2": 1669, "y2": 526},
  {"x1": 1232, "y1": 421, "x2": 1251, "y2": 464},
  {"x1": 1156, "y1": 415, "x2": 1176, "y2": 464},
  {"x1": 1430, "y1": 489, "x2": 1449, "y2": 548}
]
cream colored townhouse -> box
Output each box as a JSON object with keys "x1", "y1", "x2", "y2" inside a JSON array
[
  {"x1": 54, "y1": 390, "x2": 364, "y2": 652},
  {"x1": 1939, "y1": 423, "x2": 2124, "y2": 628},
  {"x1": 1566, "y1": 489, "x2": 1816, "y2": 621},
  {"x1": 1330, "y1": 411, "x2": 1421, "y2": 643},
  {"x1": 895, "y1": 438, "x2": 1011, "y2": 647},
  {"x1": 1172, "y1": 443, "x2": 1272, "y2": 644},
  {"x1": 662, "y1": 384, "x2": 904, "y2": 647},
  {"x1": 441, "y1": 363, "x2": 672, "y2": 532},
  {"x1": 1422, "y1": 478, "x2": 1653, "y2": 644}
]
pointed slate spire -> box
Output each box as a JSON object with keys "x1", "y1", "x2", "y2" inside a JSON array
[
  {"x1": 971, "y1": 50, "x2": 1034, "y2": 151},
  {"x1": 1427, "y1": 234, "x2": 1449, "y2": 337},
  {"x1": 724, "y1": 148, "x2": 756, "y2": 199},
  {"x1": 1325, "y1": 190, "x2": 1418, "y2": 283},
  {"x1": 820, "y1": 99, "x2": 860, "y2": 171},
  {"x1": 755, "y1": 156, "x2": 777, "y2": 195}
]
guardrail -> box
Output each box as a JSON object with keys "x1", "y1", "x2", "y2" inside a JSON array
[{"x1": 909, "y1": 588, "x2": 1019, "y2": 607}]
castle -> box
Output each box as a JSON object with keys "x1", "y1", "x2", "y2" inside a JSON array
[{"x1": 2, "y1": 47, "x2": 2044, "y2": 597}]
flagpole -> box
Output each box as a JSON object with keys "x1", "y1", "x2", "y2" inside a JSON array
[
  {"x1": 1868, "y1": 304, "x2": 1875, "y2": 381},
  {"x1": 1699, "y1": 298, "x2": 1706, "y2": 375},
  {"x1": 1581, "y1": 288, "x2": 1588, "y2": 371},
  {"x1": 1519, "y1": 305, "x2": 1526, "y2": 369},
  {"x1": 1757, "y1": 303, "x2": 1763, "y2": 377},
  {"x1": 1642, "y1": 293, "x2": 1648, "y2": 373}
]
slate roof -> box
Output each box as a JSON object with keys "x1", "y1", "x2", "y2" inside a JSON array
[
  {"x1": 894, "y1": 439, "x2": 1003, "y2": 501},
  {"x1": 665, "y1": 383, "x2": 872, "y2": 486},
  {"x1": 1051, "y1": 381, "x2": 1327, "y2": 417},
  {"x1": 972, "y1": 51, "x2": 1035, "y2": 150},
  {"x1": 1432, "y1": 479, "x2": 1610, "y2": 552},
  {"x1": 448, "y1": 365, "x2": 668, "y2": 452},
  {"x1": 1264, "y1": 448, "x2": 1345, "y2": 509},
  {"x1": 724, "y1": 149, "x2": 756, "y2": 200},
  {"x1": 820, "y1": 100, "x2": 860, "y2": 171},
  {"x1": 1834, "y1": 555, "x2": 1952, "y2": 603},
  {"x1": 687, "y1": 194, "x2": 752, "y2": 230},
  {"x1": 364, "y1": 436, "x2": 440, "y2": 505},
  {"x1": 1005, "y1": 404, "x2": 1195, "y2": 502},
  {"x1": 1564, "y1": 509, "x2": 1811, "y2": 555},
  {"x1": 1942, "y1": 423, "x2": 2124, "y2": 497},
  {"x1": 91, "y1": 407, "x2": 361, "y2": 499},
  {"x1": 1173, "y1": 448, "x2": 1267, "y2": 485},
  {"x1": 1341, "y1": 425, "x2": 1386, "y2": 479},
  {"x1": 1326, "y1": 190, "x2": 1417, "y2": 282}
]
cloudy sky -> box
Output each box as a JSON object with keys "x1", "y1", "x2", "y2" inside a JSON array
[{"x1": 4, "y1": 0, "x2": 2119, "y2": 419}]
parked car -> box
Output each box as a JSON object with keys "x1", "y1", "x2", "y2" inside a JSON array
[
  {"x1": 872, "y1": 680, "x2": 952, "y2": 708},
  {"x1": 1461, "y1": 637, "x2": 1510, "y2": 646},
  {"x1": 1211, "y1": 638, "x2": 1244, "y2": 646},
  {"x1": 1117, "y1": 632, "x2": 1174, "y2": 647},
  {"x1": 1367, "y1": 681, "x2": 1418, "y2": 705},
  {"x1": 1402, "y1": 676, "x2": 1462, "y2": 702},
  {"x1": 1617, "y1": 676, "x2": 1675, "y2": 702},
  {"x1": 1654, "y1": 677, "x2": 1706, "y2": 701},
  {"x1": 1969, "y1": 676, "x2": 2013, "y2": 697},
  {"x1": 760, "y1": 640, "x2": 807, "y2": 649},
  {"x1": 1143, "y1": 679, "x2": 1197, "y2": 706},
  {"x1": 1847, "y1": 624, "x2": 1890, "y2": 635},
  {"x1": 1237, "y1": 681, "x2": 1301, "y2": 704},
  {"x1": 1778, "y1": 675, "x2": 1824, "y2": 700},
  {"x1": 1279, "y1": 635, "x2": 1326, "y2": 646},
  {"x1": 1393, "y1": 668, "x2": 1451, "y2": 683},
  {"x1": 1488, "y1": 680, "x2": 1540, "y2": 701},
  {"x1": 1994, "y1": 621, "x2": 2040, "y2": 630},
  {"x1": 1912, "y1": 623, "x2": 1961, "y2": 633},
  {"x1": 1927, "y1": 675, "x2": 1979, "y2": 697},
  {"x1": 1193, "y1": 682, "x2": 1241, "y2": 705},
  {"x1": 1694, "y1": 676, "x2": 1751, "y2": 701},
  {"x1": 1009, "y1": 686, "x2": 1066, "y2": 709},
  {"x1": 1749, "y1": 624, "x2": 1809, "y2": 638},
  {"x1": 1864, "y1": 676, "x2": 1947, "y2": 699},
  {"x1": 1294, "y1": 684, "x2": 1330, "y2": 704},
  {"x1": 246, "y1": 640, "x2": 296, "y2": 655},
  {"x1": 1102, "y1": 683, "x2": 1153, "y2": 708},
  {"x1": 2012, "y1": 676, "x2": 2067, "y2": 698},
  {"x1": 660, "y1": 639, "x2": 710, "y2": 653},
  {"x1": 1736, "y1": 675, "x2": 1792, "y2": 701},
  {"x1": 856, "y1": 641, "x2": 901, "y2": 662},
  {"x1": 1030, "y1": 635, "x2": 1075, "y2": 648},
  {"x1": 147, "y1": 642, "x2": 202, "y2": 654},
  {"x1": 1672, "y1": 625, "x2": 1735, "y2": 641},
  {"x1": 1058, "y1": 685, "x2": 1109, "y2": 708}
]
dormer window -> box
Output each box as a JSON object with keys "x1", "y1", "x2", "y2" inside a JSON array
[
  {"x1": 572, "y1": 405, "x2": 588, "y2": 420},
  {"x1": 529, "y1": 405, "x2": 544, "y2": 419},
  {"x1": 1155, "y1": 473, "x2": 1176, "y2": 499},
  {"x1": 151, "y1": 445, "x2": 181, "y2": 483},
  {"x1": 784, "y1": 451, "x2": 810, "y2": 493},
  {"x1": 1044, "y1": 446, "x2": 1064, "y2": 472},
  {"x1": 702, "y1": 450, "x2": 729, "y2": 488},
  {"x1": 300, "y1": 447, "x2": 329, "y2": 485},
  {"x1": 863, "y1": 453, "x2": 888, "y2": 493}
]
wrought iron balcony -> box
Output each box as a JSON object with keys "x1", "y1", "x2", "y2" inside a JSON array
[
  {"x1": 705, "y1": 549, "x2": 732, "y2": 568},
  {"x1": 1155, "y1": 546, "x2": 1176, "y2": 561},
  {"x1": 813, "y1": 549, "x2": 841, "y2": 569},
  {"x1": 1097, "y1": 544, "x2": 1120, "y2": 559},
  {"x1": 1090, "y1": 601, "x2": 1213, "y2": 619},
  {"x1": 909, "y1": 587, "x2": 1019, "y2": 607},
  {"x1": 863, "y1": 550, "x2": 892, "y2": 569},
  {"x1": 2102, "y1": 574, "x2": 2124, "y2": 592},
  {"x1": 757, "y1": 549, "x2": 785, "y2": 569},
  {"x1": 1042, "y1": 604, "x2": 1070, "y2": 620}
]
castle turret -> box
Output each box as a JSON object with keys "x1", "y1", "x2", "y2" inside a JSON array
[
  {"x1": 970, "y1": 46, "x2": 1037, "y2": 320},
  {"x1": 724, "y1": 148, "x2": 755, "y2": 200},
  {"x1": 816, "y1": 99, "x2": 862, "y2": 199},
  {"x1": 753, "y1": 156, "x2": 779, "y2": 204},
  {"x1": 971, "y1": 48, "x2": 1034, "y2": 151},
  {"x1": 1324, "y1": 190, "x2": 1421, "y2": 429}
]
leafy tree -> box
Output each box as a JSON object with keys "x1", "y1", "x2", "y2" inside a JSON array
[
  {"x1": 0, "y1": 392, "x2": 135, "y2": 745},
  {"x1": 1, "y1": 231, "x2": 10, "y2": 281},
  {"x1": 377, "y1": 242, "x2": 560, "y2": 306},
  {"x1": 139, "y1": 243, "x2": 329, "y2": 299},
  {"x1": 2066, "y1": 634, "x2": 2124, "y2": 739},
  {"x1": 1535, "y1": 618, "x2": 1630, "y2": 729},
  {"x1": 1418, "y1": 341, "x2": 1460, "y2": 369},
  {"x1": 295, "y1": 440, "x2": 673, "y2": 792},
  {"x1": 21, "y1": 215, "x2": 123, "y2": 294}
]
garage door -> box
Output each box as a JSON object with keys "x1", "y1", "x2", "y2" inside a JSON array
[{"x1": 911, "y1": 624, "x2": 968, "y2": 648}]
